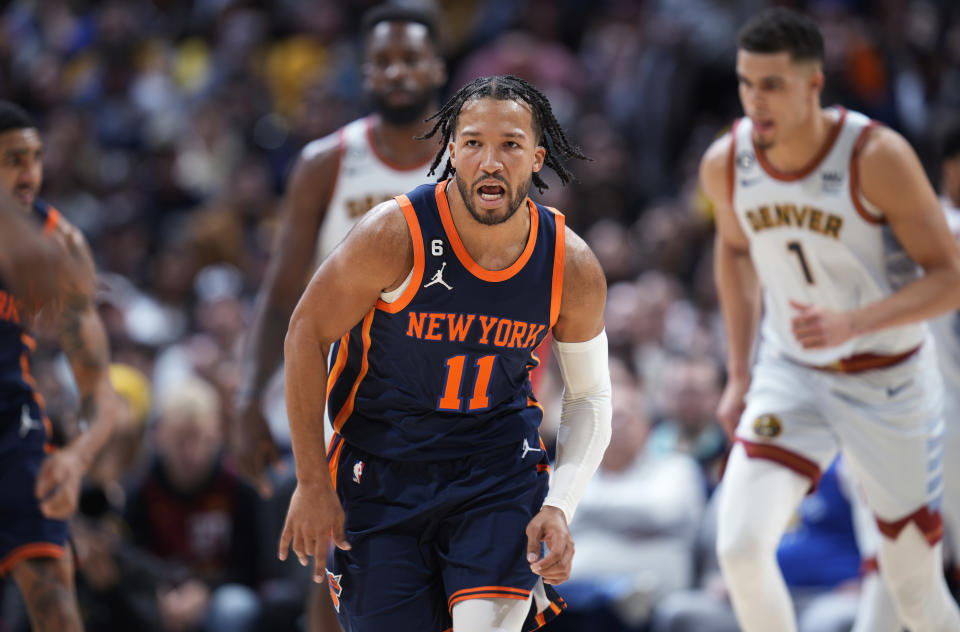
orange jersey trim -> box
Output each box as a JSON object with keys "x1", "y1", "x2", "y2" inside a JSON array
[
  {"x1": 332, "y1": 309, "x2": 375, "y2": 432},
  {"x1": 850, "y1": 122, "x2": 884, "y2": 225},
  {"x1": 448, "y1": 585, "x2": 531, "y2": 611},
  {"x1": 0, "y1": 542, "x2": 65, "y2": 576},
  {"x1": 547, "y1": 207, "x2": 565, "y2": 328},
  {"x1": 876, "y1": 506, "x2": 943, "y2": 546},
  {"x1": 20, "y1": 333, "x2": 36, "y2": 352},
  {"x1": 42, "y1": 208, "x2": 60, "y2": 236},
  {"x1": 364, "y1": 116, "x2": 435, "y2": 172},
  {"x1": 327, "y1": 435, "x2": 345, "y2": 491},
  {"x1": 737, "y1": 438, "x2": 821, "y2": 490},
  {"x1": 377, "y1": 194, "x2": 425, "y2": 313},
  {"x1": 326, "y1": 332, "x2": 350, "y2": 402},
  {"x1": 754, "y1": 107, "x2": 847, "y2": 182},
  {"x1": 435, "y1": 182, "x2": 539, "y2": 283}
]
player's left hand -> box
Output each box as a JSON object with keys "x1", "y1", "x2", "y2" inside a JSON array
[
  {"x1": 789, "y1": 300, "x2": 856, "y2": 349},
  {"x1": 525, "y1": 505, "x2": 574, "y2": 585},
  {"x1": 35, "y1": 448, "x2": 85, "y2": 519}
]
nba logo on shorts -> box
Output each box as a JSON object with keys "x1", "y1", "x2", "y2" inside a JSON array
[
  {"x1": 352, "y1": 460, "x2": 365, "y2": 484},
  {"x1": 753, "y1": 414, "x2": 783, "y2": 439}
]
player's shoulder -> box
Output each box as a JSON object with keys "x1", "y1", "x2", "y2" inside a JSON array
[
  {"x1": 562, "y1": 226, "x2": 606, "y2": 299},
  {"x1": 298, "y1": 129, "x2": 344, "y2": 169},
  {"x1": 700, "y1": 127, "x2": 734, "y2": 178},
  {"x1": 351, "y1": 198, "x2": 410, "y2": 246},
  {"x1": 855, "y1": 123, "x2": 916, "y2": 168},
  {"x1": 297, "y1": 118, "x2": 365, "y2": 171},
  {"x1": 44, "y1": 206, "x2": 90, "y2": 260}
]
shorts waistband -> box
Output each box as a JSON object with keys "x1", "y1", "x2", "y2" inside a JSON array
[{"x1": 797, "y1": 344, "x2": 922, "y2": 374}]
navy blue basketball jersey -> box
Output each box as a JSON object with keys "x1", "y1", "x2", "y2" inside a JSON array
[
  {"x1": 327, "y1": 181, "x2": 565, "y2": 461},
  {"x1": 0, "y1": 199, "x2": 59, "y2": 420}
]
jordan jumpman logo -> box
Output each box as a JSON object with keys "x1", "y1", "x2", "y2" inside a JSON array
[
  {"x1": 424, "y1": 261, "x2": 453, "y2": 290},
  {"x1": 19, "y1": 404, "x2": 42, "y2": 438},
  {"x1": 521, "y1": 438, "x2": 543, "y2": 459}
]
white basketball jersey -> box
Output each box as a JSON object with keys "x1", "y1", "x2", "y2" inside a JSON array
[
  {"x1": 929, "y1": 198, "x2": 960, "y2": 390},
  {"x1": 312, "y1": 116, "x2": 439, "y2": 263},
  {"x1": 731, "y1": 107, "x2": 926, "y2": 365}
]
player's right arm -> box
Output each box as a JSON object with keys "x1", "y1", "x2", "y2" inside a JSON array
[
  {"x1": 233, "y1": 135, "x2": 340, "y2": 494},
  {"x1": 278, "y1": 199, "x2": 413, "y2": 581},
  {"x1": 700, "y1": 132, "x2": 761, "y2": 437}
]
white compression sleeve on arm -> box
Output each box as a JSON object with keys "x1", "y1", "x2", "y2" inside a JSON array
[{"x1": 543, "y1": 330, "x2": 613, "y2": 524}]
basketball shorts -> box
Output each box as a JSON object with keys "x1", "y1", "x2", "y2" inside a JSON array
[
  {"x1": 325, "y1": 433, "x2": 567, "y2": 632},
  {"x1": 940, "y1": 384, "x2": 960, "y2": 562},
  {"x1": 0, "y1": 399, "x2": 68, "y2": 575},
  {"x1": 735, "y1": 341, "x2": 945, "y2": 544}
]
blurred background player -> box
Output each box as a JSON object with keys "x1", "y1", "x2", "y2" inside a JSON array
[
  {"x1": 931, "y1": 119, "x2": 960, "y2": 587},
  {"x1": 853, "y1": 116, "x2": 960, "y2": 632},
  {"x1": 0, "y1": 100, "x2": 117, "y2": 631},
  {"x1": 702, "y1": 8, "x2": 960, "y2": 632},
  {"x1": 232, "y1": 1, "x2": 447, "y2": 492}
]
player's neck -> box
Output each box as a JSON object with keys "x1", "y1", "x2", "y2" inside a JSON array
[
  {"x1": 370, "y1": 112, "x2": 438, "y2": 167},
  {"x1": 445, "y1": 180, "x2": 531, "y2": 271},
  {"x1": 759, "y1": 107, "x2": 836, "y2": 174}
]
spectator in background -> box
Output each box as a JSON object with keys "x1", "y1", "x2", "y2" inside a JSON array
[
  {"x1": 551, "y1": 358, "x2": 706, "y2": 632},
  {"x1": 124, "y1": 377, "x2": 263, "y2": 632},
  {"x1": 649, "y1": 354, "x2": 726, "y2": 492}
]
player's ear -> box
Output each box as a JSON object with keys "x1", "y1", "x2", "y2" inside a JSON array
[
  {"x1": 448, "y1": 137, "x2": 457, "y2": 169},
  {"x1": 808, "y1": 66, "x2": 824, "y2": 94},
  {"x1": 532, "y1": 145, "x2": 545, "y2": 173}
]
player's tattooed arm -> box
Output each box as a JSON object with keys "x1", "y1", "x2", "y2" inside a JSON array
[{"x1": 35, "y1": 220, "x2": 117, "y2": 520}]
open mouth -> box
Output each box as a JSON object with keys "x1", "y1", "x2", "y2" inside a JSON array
[
  {"x1": 754, "y1": 118, "x2": 774, "y2": 134},
  {"x1": 478, "y1": 183, "x2": 506, "y2": 203}
]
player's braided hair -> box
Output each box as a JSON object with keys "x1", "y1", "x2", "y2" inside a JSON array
[{"x1": 418, "y1": 75, "x2": 589, "y2": 193}]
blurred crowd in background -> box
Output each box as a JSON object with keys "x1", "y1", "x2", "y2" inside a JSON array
[{"x1": 3, "y1": 0, "x2": 960, "y2": 630}]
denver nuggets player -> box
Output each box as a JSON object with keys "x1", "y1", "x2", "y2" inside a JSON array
[
  {"x1": 233, "y1": 3, "x2": 447, "y2": 491},
  {"x1": 0, "y1": 101, "x2": 117, "y2": 632},
  {"x1": 931, "y1": 123, "x2": 960, "y2": 581},
  {"x1": 279, "y1": 75, "x2": 612, "y2": 632},
  {"x1": 701, "y1": 9, "x2": 960, "y2": 632}
]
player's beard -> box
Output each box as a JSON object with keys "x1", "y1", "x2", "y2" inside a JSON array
[
  {"x1": 456, "y1": 171, "x2": 530, "y2": 226},
  {"x1": 370, "y1": 85, "x2": 439, "y2": 126}
]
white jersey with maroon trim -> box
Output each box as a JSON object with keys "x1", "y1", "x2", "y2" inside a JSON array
[
  {"x1": 308, "y1": 115, "x2": 438, "y2": 264},
  {"x1": 730, "y1": 106, "x2": 927, "y2": 366},
  {"x1": 929, "y1": 199, "x2": 960, "y2": 395}
]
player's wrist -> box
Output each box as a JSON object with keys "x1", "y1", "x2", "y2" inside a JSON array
[{"x1": 541, "y1": 501, "x2": 571, "y2": 525}]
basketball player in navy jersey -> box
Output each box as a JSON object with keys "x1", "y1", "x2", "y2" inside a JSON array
[
  {"x1": 279, "y1": 75, "x2": 611, "y2": 632},
  {"x1": 233, "y1": 3, "x2": 447, "y2": 493},
  {"x1": 0, "y1": 102, "x2": 117, "y2": 631},
  {"x1": 701, "y1": 8, "x2": 960, "y2": 631}
]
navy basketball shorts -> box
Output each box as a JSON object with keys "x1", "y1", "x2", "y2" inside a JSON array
[
  {"x1": 326, "y1": 434, "x2": 566, "y2": 632},
  {"x1": 0, "y1": 400, "x2": 68, "y2": 575}
]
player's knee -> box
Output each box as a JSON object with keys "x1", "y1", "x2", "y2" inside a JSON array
[{"x1": 716, "y1": 526, "x2": 775, "y2": 577}]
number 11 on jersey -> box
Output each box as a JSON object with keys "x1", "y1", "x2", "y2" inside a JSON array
[{"x1": 438, "y1": 354, "x2": 497, "y2": 412}]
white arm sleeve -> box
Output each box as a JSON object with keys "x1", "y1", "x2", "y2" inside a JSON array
[{"x1": 543, "y1": 329, "x2": 612, "y2": 524}]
